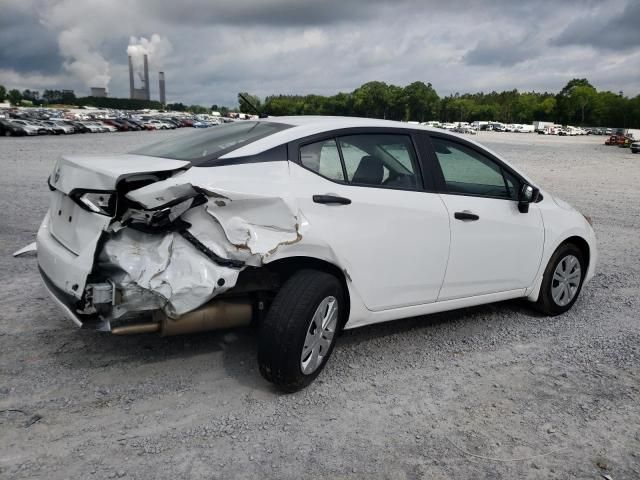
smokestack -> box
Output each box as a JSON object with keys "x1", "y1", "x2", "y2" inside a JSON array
[
  {"x1": 143, "y1": 54, "x2": 150, "y2": 101},
  {"x1": 128, "y1": 56, "x2": 135, "y2": 99},
  {"x1": 159, "y1": 72, "x2": 166, "y2": 105}
]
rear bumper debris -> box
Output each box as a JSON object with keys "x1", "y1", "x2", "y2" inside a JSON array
[{"x1": 35, "y1": 178, "x2": 303, "y2": 333}]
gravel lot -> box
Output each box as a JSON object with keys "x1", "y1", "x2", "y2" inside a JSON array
[{"x1": 1, "y1": 130, "x2": 639, "y2": 479}]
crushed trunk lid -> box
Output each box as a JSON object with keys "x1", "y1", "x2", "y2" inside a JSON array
[{"x1": 49, "y1": 154, "x2": 190, "y2": 194}]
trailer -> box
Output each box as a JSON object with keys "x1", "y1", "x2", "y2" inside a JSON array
[
  {"x1": 533, "y1": 121, "x2": 555, "y2": 132},
  {"x1": 624, "y1": 129, "x2": 640, "y2": 140}
]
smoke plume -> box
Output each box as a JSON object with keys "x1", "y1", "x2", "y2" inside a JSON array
[
  {"x1": 127, "y1": 34, "x2": 173, "y2": 65},
  {"x1": 58, "y1": 27, "x2": 110, "y2": 88}
]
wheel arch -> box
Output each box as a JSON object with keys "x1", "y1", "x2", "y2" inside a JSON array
[
  {"x1": 563, "y1": 235, "x2": 590, "y2": 271},
  {"x1": 265, "y1": 256, "x2": 351, "y2": 327},
  {"x1": 527, "y1": 234, "x2": 592, "y2": 302}
]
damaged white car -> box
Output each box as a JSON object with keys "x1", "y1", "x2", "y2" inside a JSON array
[{"x1": 32, "y1": 116, "x2": 597, "y2": 391}]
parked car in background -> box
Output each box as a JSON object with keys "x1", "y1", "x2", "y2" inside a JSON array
[
  {"x1": 144, "y1": 119, "x2": 176, "y2": 130},
  {"x1": 118, "y1": 119, "x2": 142, "y2": 131},
  {"x1": 103, "y1": 119, "x2": 129, "y2": 131},
  {"x1": 41, "y1": 120, "x2": 71, "y2": 135},
  {"x1": 50, "y1": 120, "x2": 76, "y2": 134},
  {"x1": 66, "y1": 121, "x2": 90, "y2": 133},
  {"x1": 631, "y1": 142, "x2": 640, "y2": 153},
  {"x1": 10, "y1": 119, "x2": 48, "y2": 135},
  {"x1": 618, "y1": 136, "x2": 632, "y2": 148},
  {"x1": 605, "y1": 135, "x2": 631, "y2": 146},
  {"x1": 80, "y1": 122, "x2": 105, "y2": 133},
  {"x1": 0, "y1": 119, "x2": 29, "y2": 136},
  {"x1": 97, "y1": 122, "x2": 118, "y2": 133},
  {"x1": 32, "y1": 116, "x2": 597, "y2": 391}
]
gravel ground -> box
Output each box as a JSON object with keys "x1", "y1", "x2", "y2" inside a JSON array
[{"x1": 1, "y1": 130, "x2": 639, "y2": 479}]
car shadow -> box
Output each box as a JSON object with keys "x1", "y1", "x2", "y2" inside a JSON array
[
  {"x1": 53, "y1": 298, "x2": 539, "y2": 393},
  {"x1": 338, "y1": 298, "x2": 538, "y2": 346}
]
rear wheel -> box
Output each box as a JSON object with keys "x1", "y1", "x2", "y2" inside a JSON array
[
  {"x1": 535, "y1": 243, "x2": 585, "y2": 315},
  {"x1": 258, "y1": 270, "x2": 343, "y2": 392}
]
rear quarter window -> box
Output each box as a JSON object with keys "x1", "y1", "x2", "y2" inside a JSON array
[{"x1": 132, "y1": 121, "x2": 292, "y2": 166}]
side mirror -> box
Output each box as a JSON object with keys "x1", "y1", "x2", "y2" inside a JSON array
[{"x1": 518, "y1": 184, "x2": 539, "y2": 213}]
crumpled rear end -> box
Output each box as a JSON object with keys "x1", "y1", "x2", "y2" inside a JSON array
[{"x1": 36, "y1": 158, "x2": 302, "y2": 334}]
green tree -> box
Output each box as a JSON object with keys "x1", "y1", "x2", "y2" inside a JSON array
[
  {"x1": 7, "y1": 89, "x2": 22, "y2": 106},
  {"x1": 167, "y1": 102, "x2": 186, "y2": 111},
  {"x1": 403, "y1": 81, "x2": 439, "y2": 122},
  {"x1": 352, "y1": 81, "x2": 392, "y2": 119},
  {"x1": 0, "y1": 85, "x2": 6, "y2": 103},
  {"x1": 238, "y1": 92, "x2": 262, "y2": 114},
  {"x1": 188, "y1": 105, "x2": 209, "y2": 114},
  {"x1": 569, "y1": 85, "x2": 597, "y2": 124},
  {"x1": 61, "y1": 90, "x2": 76, "y2": 104},
  {"x1": 556, "y1": 78, "x2": 594, "y2": 124}
]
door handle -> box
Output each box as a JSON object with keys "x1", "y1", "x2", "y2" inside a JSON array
[
  {"x1": 454, "y1": 211, "x2": 479, "y2": 221},
  {"x1": 313, "y1": 194, "x2": 352, "y2": 205}
]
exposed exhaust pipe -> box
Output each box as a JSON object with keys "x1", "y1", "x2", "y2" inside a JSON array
[{"x1": 111, "y1": 299, "x2": 253, "y2": 336}]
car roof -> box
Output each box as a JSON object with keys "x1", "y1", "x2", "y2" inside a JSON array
[
  {"x1": 215, "y1": 115, "x2": 536, "y2": 186},
  {"x1": 221, "y1": 116, "x2": 439, "y2": 158}
]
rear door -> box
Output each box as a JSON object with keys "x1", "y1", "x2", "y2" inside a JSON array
[
  {"x1": 424, "y1": 134, "x2": 544, "y2": 301},
  {"x1": 288, "y1": 129, "x2": 451, "y2": 311}
]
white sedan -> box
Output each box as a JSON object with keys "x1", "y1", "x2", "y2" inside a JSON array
[{"x1": 32, "y1": 116, "x2": 596, "y2": 391}]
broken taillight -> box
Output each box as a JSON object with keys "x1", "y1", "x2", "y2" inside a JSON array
[{"x1": 71, "y1": 190, "x2": 117, "y2": 216}]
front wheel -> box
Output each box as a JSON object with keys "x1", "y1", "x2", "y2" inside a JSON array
[
  {"x1": 535, "y1": 243, "x2": 585, "y2": 315},
  {"x1": 258, "y1": 270, "x2": 343, "y2": 392}
]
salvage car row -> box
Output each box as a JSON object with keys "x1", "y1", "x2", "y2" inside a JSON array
[{"x1": 0, "y1": 116, "x2": 214, "y2": 137}]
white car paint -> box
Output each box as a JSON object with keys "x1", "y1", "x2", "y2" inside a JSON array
[
  {"x1": 436, "y1": 194, "x2": 544, "y2": 300},
  {"x1": 33, "y1": 116, "x2": 597, "y2": 333},
  {"x1": 289, "y1": 163, "x2": 450, "y2": 310}
]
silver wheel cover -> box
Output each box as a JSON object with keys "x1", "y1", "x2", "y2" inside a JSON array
[
  {"x1": 551, "y1": 254, "x2": 582, "y2": 306},
  {"x1": 300, "y1": 296, "x2": 338, "y2": 375}
]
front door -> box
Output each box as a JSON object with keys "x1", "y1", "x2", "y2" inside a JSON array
[{"x1": 427, "y1": 135, "x2": 544, "y2": 301}]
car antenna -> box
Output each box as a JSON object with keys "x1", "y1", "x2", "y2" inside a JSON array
[{"x1": 239, "y1": 93, "x2": 268, "y2": 118}]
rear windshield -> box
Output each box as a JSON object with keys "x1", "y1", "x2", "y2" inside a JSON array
[{"x1": 132, "y1": 121, "x2": 292, "y2": 165}]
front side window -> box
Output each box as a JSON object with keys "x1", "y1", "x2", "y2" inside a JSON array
[{"x1": 431, "y1": 138, "x2": 518, "y2": 199}]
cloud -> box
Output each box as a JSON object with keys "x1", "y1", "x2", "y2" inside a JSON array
[
  {"x1": 58, "y1": 27, "x2": 111, "y2": 88},
  {"x1": 0, "y1": 2, "x2": 62, "y2": 75},
  {"x1": 552, "y1": 1, "x2": 640, "y2": 51},
  {"x1": 464, "y1": 36, "x2": 541, "y2": 67},
  {"x1": 0, "y1": 0, "x2": 638, "y2": 104}
]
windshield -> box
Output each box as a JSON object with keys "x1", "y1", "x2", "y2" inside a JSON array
[{"x1": 132, "y1": 121, "x2": 292, "y2": 165}]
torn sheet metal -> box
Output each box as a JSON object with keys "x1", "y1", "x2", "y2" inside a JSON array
[
  {"x1": 98, "y1": 228, "x2": 240, "y2": 318},
  {"x1": 127, "y1": 178, "x2": 302, "y2": 259},
  {"x1": 13, "y1": 242, "x2": 37, "y2": 257},
  {"x1": 205, "y1": 193, "x2": 301, "y2": 257}
]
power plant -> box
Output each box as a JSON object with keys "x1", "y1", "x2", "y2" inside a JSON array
[
  {"x1": 159, "y1": 71, "x2": 166, "y2": 105},
  {"x1": 128, "y1": 54, "x2": 149, "y2": 100}
]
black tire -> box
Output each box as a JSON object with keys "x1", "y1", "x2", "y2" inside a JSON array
[
  {"x1": 535, "y1": 243, "x2": 585, "y2": 316},
  {"x1": 258, "y1": 269, "x2": 344, "y2": 392}
]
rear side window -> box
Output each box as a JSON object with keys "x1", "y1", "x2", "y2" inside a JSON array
[
  {"x1": 299, "y1": 133, "x2": 421, "y2": 190},
  {"x1": 431, "y1": 138, "x2": 518, "y2": 199},
  {"x1": 338, "y1": 135, "x2": 419, "y2": 188},
  {"x1": 300, "y1": 139, "x2": 345, "y2": 182},
  {"x1": 132, "y1": 121, "x2": 292, "y2": 166}
]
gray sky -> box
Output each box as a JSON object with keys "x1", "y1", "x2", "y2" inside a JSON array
[{"x1": 1, "y1": 0, "x2": 639, "y2": 106}]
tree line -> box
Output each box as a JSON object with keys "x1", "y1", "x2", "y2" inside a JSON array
[
  {"x1": 2, "y1": 78, "x2": 639, "y2": 127},
  {"x1": 243, "y1": 78, "x2": 640, "y2": 128}
]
